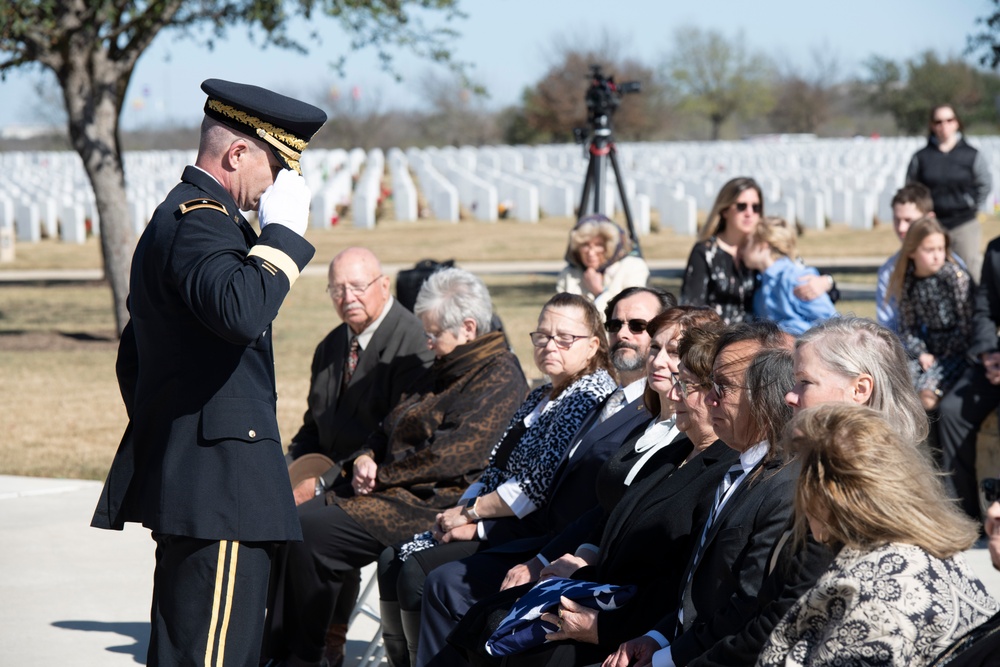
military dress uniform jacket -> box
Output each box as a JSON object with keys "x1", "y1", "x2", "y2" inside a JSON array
[{"x1": 92, "y1": 166, "x2": 314, "y2": 543}]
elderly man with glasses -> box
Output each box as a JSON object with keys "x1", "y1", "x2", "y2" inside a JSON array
[{"x1": 284, "y1": 246, "x2": 433, "y2": 664}]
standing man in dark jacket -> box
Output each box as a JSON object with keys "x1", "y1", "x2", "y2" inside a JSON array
[
  {"x1": 92, "y1": 79, "x2": 326, "y2": 666},
  {"x1": 907, "y1": 104, "x2": 992, "y2": 282}
]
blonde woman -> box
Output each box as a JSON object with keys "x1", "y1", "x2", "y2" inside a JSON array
[
  {"x1": 557, "y1": 214, "x2": 649, "y2": 314},
  {"x1": 758, "y1": 404, "x2": 998, "y2": 667}
]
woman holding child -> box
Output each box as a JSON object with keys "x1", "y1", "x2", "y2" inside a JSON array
[
  {"x1": 681, "y1": 177, "x2": 764, "y2": 324},
  {"x1": 681, "y1": 178, "x2": 836, "y2": 326}
]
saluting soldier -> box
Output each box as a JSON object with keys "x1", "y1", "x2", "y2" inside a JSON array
[{"x1": 92, "y1": 79, "x2": 327, "y2": 666}]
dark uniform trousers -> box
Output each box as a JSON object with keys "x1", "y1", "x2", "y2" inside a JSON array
[{"x1": 150, "y1": 534, "x2": 275, "y2": 667}]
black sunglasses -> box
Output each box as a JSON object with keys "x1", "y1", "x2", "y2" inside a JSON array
[
  {"x1": 983, "y1": 478, "x2": 1000, "y2": 504},
  {"x1": 734, "y1": 202, "x2": 763, "y2": 214},
  {"x1": 605, "y1": 318, "x2": 648, "y2": 334}
]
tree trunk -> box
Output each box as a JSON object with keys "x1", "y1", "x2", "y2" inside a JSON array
[
  {"x1": 59, "y1": 45, "x2": 135, "y2": 336},
  {"x1": 710, "y1": 113, "x2": 724, "y2": 141}
]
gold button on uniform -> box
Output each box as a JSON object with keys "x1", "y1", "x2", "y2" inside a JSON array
[{"x1": 248, "y1": 429, "x2": 256, "y2": 438}]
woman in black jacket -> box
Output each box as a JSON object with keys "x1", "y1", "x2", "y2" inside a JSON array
[{"x1": 906, "y1": 104, "x2": 992, "y2": 282}]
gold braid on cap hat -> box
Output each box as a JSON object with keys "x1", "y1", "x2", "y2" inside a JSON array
[{"x1": 207, "y1": 99, "x2": 307, "y2": 159}]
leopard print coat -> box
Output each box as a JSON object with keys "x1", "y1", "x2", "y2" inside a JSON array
[{"x1": 332, "y1": 332, "x2": 528, "y2": 546}]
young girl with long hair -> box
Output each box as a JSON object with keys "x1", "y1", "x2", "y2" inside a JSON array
[{"x1": 887, "y1": 216, "x2": 974, "y2": 410}]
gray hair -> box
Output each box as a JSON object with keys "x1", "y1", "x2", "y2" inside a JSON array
[
  {"x1": 413, "y1": 267, "x2": 493, "y2": 335},
  {"x1": 797, "y1": 317, "x2": 928, "y2": 446},
  {"x1": 745, "y1": 348, "x2": 795, "y2": 447}
]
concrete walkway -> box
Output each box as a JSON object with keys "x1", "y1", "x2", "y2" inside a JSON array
[
  {"x1": 0, "y1": 475, "x2": 382, "y2": 666},
  {"x1": 5, "y1": 473, "x2": 998, "y2": 665}
]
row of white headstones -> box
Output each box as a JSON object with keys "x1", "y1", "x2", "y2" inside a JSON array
[{"x1": 1, "y1": 136, "x2": 998, "y2": 252}]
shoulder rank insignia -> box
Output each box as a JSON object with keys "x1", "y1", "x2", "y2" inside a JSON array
[{"x1": 178, "y1": 198, "x2": 229, "y2": 216}]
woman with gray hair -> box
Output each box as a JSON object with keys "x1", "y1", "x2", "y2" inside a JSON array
[
  {"x1": 785, "y1": 316, "x2": 928, "y2": 446},
  {"x1": 262, "y1": 267, "x2": 529, "y2": 666}
]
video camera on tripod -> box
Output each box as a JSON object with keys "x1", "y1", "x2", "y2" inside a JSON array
[
  {"x1": 584, "y1": 65, "x2": 641, "y2": 127},
  {"x1": 576, "y1": 65, "x2": 644, "y2": 257}
]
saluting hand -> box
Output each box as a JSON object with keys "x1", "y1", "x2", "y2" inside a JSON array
[{"x1": 258, "y1": 169, "x2": 311, "y2": 236}]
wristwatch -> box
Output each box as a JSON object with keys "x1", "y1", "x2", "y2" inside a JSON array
[{"x1": 463, "y1": 496, "x2": 481, "y2": 521}]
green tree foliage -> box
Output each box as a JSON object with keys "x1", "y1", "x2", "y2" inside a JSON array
[
  {"x1": 0, "y1": 0, "x2": 467, "y2": 334},
  {"x1": 661, "y1": 26, "x2": 774, "y2": 141},
  {"x1": 968, "y1": 0, "x2": 1000, "y2": 69},
  {"x1": 862, "y1": 51, "x2": 1000, "y2": 134}
]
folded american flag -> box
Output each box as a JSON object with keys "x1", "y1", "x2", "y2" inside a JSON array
[{"x1": 485, "y1": 577, "x2": 636, "y2": 657}]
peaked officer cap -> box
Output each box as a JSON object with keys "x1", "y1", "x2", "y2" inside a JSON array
[{"x1": 201, "y1": 78, "x2": 327, "y2": 174}]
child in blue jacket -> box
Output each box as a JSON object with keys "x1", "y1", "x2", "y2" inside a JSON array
[{"x1": 743, "y1": 216, "x2": 838, "y2": 335}]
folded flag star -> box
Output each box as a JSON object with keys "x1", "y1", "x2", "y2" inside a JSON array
[{"x1": 485, "y1": 577, "x2": 637, "y2": 657}]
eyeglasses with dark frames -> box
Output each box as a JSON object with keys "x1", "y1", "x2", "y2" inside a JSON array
[
  {"x1": 529, "y1": 332, "x2": 590, "y2": 349},
  {"x1": 734, "y1": 202, "x2": 763, "y2": 214},
  {"x1": 605, "y1": 318, "x2": 648, "y2": 334},
  {"x1": 326, "y1": 275, "x2": 383, "y2": 299},
  {"x1": 982, "y1": 478, "x2": 1000, "y2": 504}
]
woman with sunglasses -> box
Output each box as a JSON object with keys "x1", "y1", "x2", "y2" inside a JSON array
[
  {"x1": 556, "y1": 214, "x2": 650, "y2": 316},
  {"x1": 681, "y1": 178, "x2": 836, "y2": 325},
  {"x1": 906, "y1": 104, "x2": 992, "y2": 283},
  {"x1": 680, "y1": 177, "x2": 765, "y2": 324},
  {"x1": 376, "y1": 292, "x2": 616, "y2": 666}
]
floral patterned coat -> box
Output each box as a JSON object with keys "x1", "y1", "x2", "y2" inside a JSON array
[{"x1": 757, "y1": 542, "x2": 998, "y2": 667}]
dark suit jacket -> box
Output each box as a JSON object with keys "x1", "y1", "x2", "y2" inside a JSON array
[
  {"x1": 288, "y1": 298, "x2": 433, "y2": 483},
  {"x1": 687, "y1": 522, "x2": 835, "y2": 667},
  {"x1": 593, "y1": 440, "x2": 739, "y2": 648},
  {"x1": 663, "y1": 455, "x2": 798, "y2": 664},
  {"x1": 480, "y1": 394, "x2": 652, "y2": 548},
  {"x1": 92, "y1": 166, "x2": 314, "y2": 542}
]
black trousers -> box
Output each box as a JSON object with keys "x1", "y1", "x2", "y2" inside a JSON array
[
  {"x1": 262, "y1": 498, "x2": 384, "y2": 664},
  {"x1": 150, "y1": 533, "x2": 274, "y2": 667},
  {"x1": 938, "y1": 364, "x2": 999, "y2": 522},
  {"x1": 419, "y1": 547, "x2": 527, "y2": 667}
]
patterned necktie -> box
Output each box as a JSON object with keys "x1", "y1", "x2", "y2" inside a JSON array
[
  {"x1": 344, "y1": 336, "x2": 360, "y2": 388},
  {"x1": 599, "y1": 387, "x2": 627, "y2": 423},
  {"x1": 677, "y1": 462, "x2": 745, "y2": 630}
]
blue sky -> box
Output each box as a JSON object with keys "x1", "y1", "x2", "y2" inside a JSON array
[{"x1": 0, "y1": 0, "x2": 992, "y2": 130}]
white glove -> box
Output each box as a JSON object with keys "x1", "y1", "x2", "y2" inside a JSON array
[{"x1": 258, "y1": 169, "x2": 311, "y2": 236}]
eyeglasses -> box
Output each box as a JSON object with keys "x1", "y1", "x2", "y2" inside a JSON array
[
  {"x1": 734, "y1": 202, "x2": 763, "y2": 214},
  {"x1": 983, "y1": 478, "x2": 1000, "y2": 503},
  {"x1": 671, "y1": 372, "x2": 707, "y2": 399},
  {"x1": 605, "y1": 318, "x2": 648, "y2": 334},
  {"x1": 708, "y1": 374, "x2": 747, "y2": 400},
  {"x1": 529, "y1": 331, "x2": 590, "y2": 349},
  {"x1": 933, "y1": 117, "x2": 957, "y2": 125},
  {"x1": 326, "y1": 275, "x2": 383, "y2": 299},
  {"x1": 425, "y1": 331, "x2": 442, "y2": 345}
]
